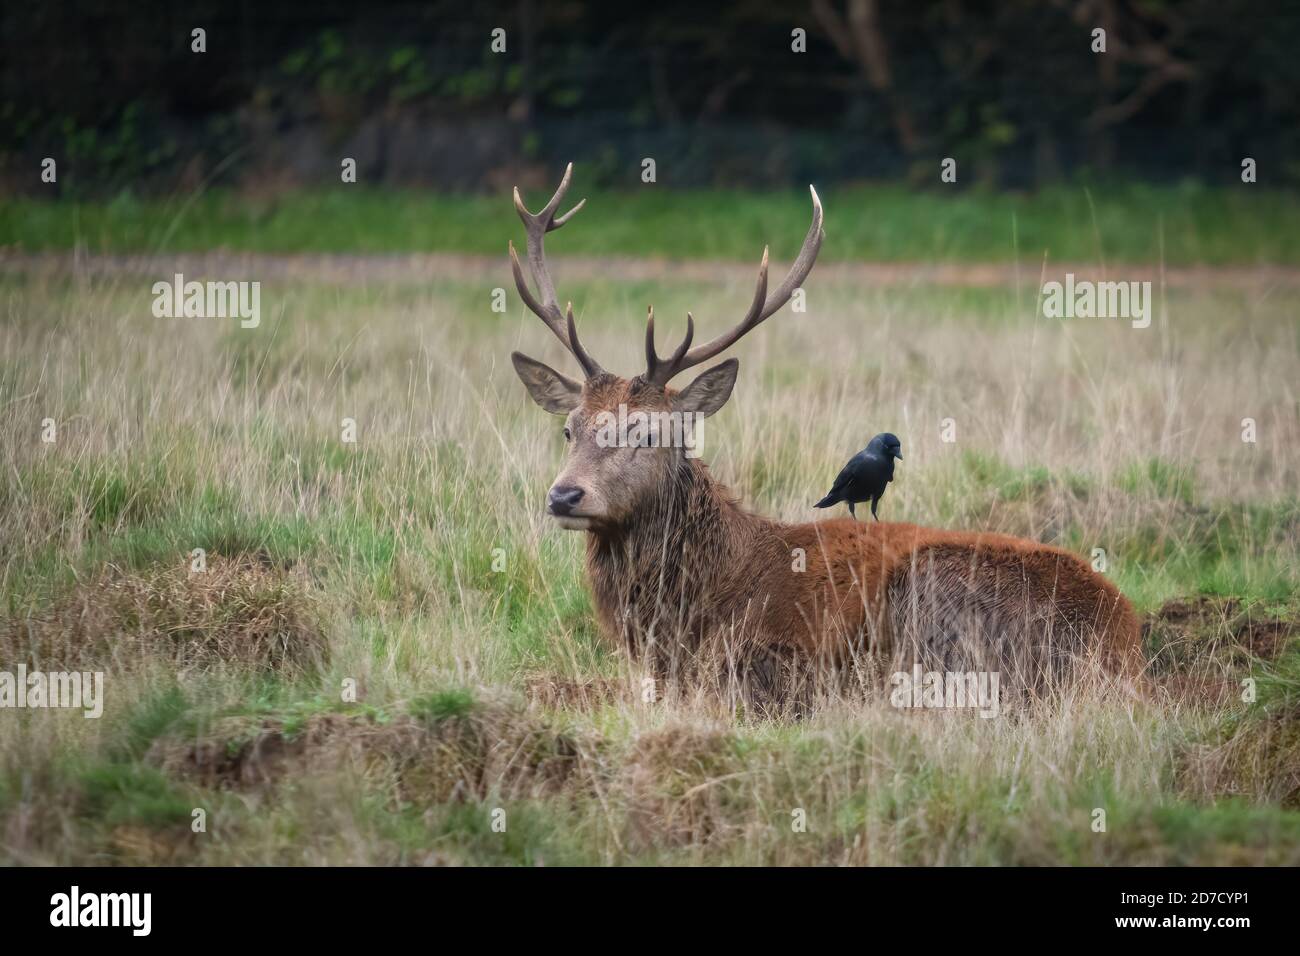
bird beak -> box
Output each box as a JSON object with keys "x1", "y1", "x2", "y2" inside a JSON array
[{"x1": 895, "y1": 452, "x2": 903, "y2": 460}]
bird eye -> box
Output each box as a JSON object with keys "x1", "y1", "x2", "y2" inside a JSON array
[{"x1": 563, "y1": 426, "x2": 572, "y2": 442}]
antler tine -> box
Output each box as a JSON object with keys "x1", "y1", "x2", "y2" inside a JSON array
[
  {"x1": 510, "y1": 163, "x2": 604, "y2": 377},
  {"x1": 565, "y1": 303, "x2": 603, "y2": 379},
  {"x1": 644, "y1": 307, "x2": 658, "y2": 377},
  {"x1": 514, "y1": 160, "x2": 583, "y2": 233},
  {"x1": 671, "y1": 313, "x2": 696, "y2": 365},
  {"x1": 644, "y1": 308, "x2": 696, "y2": 383},
  {"x1": 645, "y1": 185, "x2": 824, "y2": 386},
  {"x1": 551, "y1": 196, "x2": 586, "y2": 229}
]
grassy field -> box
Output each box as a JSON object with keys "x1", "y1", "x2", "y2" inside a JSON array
[
  {"x1": 6, "y1": 181, "x2": 1300, "y2": 264},
  {"x1": 0, "y1": 248, "x2": 1297, "y2": 864}
]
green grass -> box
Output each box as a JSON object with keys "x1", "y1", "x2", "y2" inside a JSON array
[
  {"x1": 1118, "y1": 457, "x2": 1196, "y2": 505},
  {"x1": 76, "y1": 762, "x2": 194, "y2": 828},
  {"x1": 410, "y1": 687, "x2": 476, "y2": 723},
  {"x1": 5, "y1": 181, "x2": 1299, "y2": 264}
]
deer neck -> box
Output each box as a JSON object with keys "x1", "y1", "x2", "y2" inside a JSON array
[{"x1": 584, "y1": 457, "x2": 762, "y2": 649}]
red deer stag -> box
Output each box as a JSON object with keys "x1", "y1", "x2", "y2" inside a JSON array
[{"x1": 509, "y1": 164, "x2": 1143, "y2": 711}]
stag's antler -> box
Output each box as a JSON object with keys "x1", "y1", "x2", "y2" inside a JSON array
[
  {"x1": 644, "y1": 185, "x2": 824, "y2": 386},
  {"x1": 509, "y1": 163, "x2": 604, "y2": 378}
]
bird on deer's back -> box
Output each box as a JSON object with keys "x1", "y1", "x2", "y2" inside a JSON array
[{"x1": 815, "y1": 432, "x2": 902, "y2": 520}]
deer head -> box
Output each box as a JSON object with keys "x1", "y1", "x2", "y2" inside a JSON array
[{"x1": 510, "y1": 164, "x2": 824, "y2": 532}]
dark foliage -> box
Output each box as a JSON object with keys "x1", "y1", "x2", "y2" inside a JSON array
[{"x1": 3, "y1": 0, "x2": 1298, "y2": 192}]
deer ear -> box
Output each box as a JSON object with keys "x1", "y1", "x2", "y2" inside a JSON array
[
  {"x1": 512, "y1": 352, "x2": 582, "y2": 414},
  {"x1": 674, "y1": 358, "x2": 738, "y2": 418}
]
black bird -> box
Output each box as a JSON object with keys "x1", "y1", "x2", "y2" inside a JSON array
[{"x1": 814, "y1": 433, "x2": 902, "y2": 520}]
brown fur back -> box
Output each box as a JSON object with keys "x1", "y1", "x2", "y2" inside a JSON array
[{"x1": 585, "y1": 462, "x2": 1143, "y2": 709}]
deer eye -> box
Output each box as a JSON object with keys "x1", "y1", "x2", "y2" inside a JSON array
[{"x1": 563, "y1": 426, "x2": 572, "y2": 442}]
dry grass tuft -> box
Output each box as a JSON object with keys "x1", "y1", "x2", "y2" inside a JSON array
[
  {"x1": 148, "y1": 696, "x2": 586, "y2": 805},
  {"x1": 1, "y1": 556, "x2": 327, "y2": 675},
  {"x1": 106, "y1": 823, "x2": 197, "y2": 865},
  {"x1": 524, "y1": 674, "x2": 628, "y2": 711},
  {"x1": 622, "y1": 723, "x2": 743, "y2": 849},
  {"x1": 1181, "y1": 708, "x2": 1300, "y2": 808},
  {"x1": 1145, "y1": 596, "x2": 1297, "y2": 705},
  {"x1": 1147, "y1": 596, "x2": 1294, "y2": 662}
]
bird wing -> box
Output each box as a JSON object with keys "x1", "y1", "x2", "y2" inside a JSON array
[{"x1": 826, "y1": 460, "x2": 857, "y2": 496}]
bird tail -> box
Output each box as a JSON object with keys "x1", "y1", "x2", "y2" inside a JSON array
[{"x1": 814, "y1": 492, "x2": 839, "y2": 509}]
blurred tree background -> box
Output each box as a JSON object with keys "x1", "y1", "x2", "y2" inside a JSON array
[{"x1": 2, "y1": 0, "x2": 1299, "y2": 195}]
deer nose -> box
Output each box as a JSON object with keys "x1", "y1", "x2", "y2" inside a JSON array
[{"x1": 547, "y1": 485, "x2": 585, "y2": 516}]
